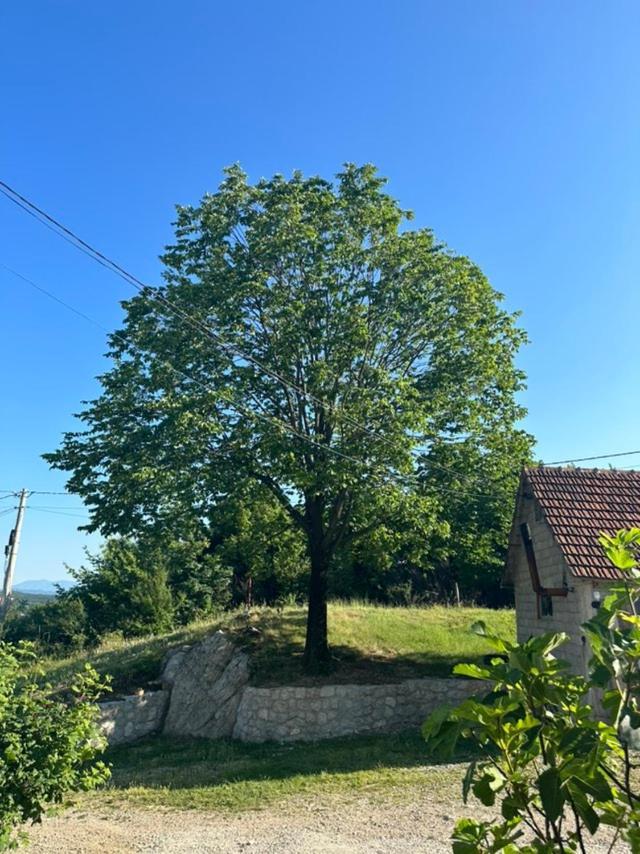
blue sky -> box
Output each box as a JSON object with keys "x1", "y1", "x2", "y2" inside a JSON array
[{"x1": 1, "y1": 1, "x2": 640, "y2": 582}]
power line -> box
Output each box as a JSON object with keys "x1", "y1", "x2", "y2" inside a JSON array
[
  {"x1": 30, "y1": 490, "x2": 78, "y2": 496},
  {"x1": 2, "y1": 263, "x2": 507, "y2": 504},
  {"x1": 9, "y1": 203, "x2": 639, "y2": 498},
  {"x1": 28, "y1": 507, "x2": 90, "y2": 519},
  {"x1": 0, "y1": 263, "x2": 111, "y2": 332},
  {"x1": 0, "y1": 179, "x2": 494, "y2": 494},
  {"x1": 1, "y1": 179, "x2": 397, "y2": 446},
  {"x1": 0, "y1": 490, "x2": 76, "y2": 497},
  {"x1": 0, "y1": 181, "x2": 411, "y2": 436},
  {"x1": 0, "y1": 266, "x2": 377, "y2": 477},
  {"x1": 24, "y1": 504, "x2": 87, "y2": 511},
  {"x1": 0, "y1": 265, "x2": 422, "y2": 492},
  {"x1": 542, "y1": 450, "x2": 640, "y2": 466}
]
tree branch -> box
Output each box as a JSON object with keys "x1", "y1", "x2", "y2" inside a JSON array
[{"x1": 251, "y1": 470, "x2": 305, "y2": 528}]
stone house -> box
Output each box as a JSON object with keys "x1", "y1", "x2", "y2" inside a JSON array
[{"x1": 505, "y1": 466, "x2": 640, "y2": 675}]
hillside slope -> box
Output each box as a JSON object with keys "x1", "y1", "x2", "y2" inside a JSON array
[{"x1": 42, "y1": 602, "x2": 515, "y2": 697}]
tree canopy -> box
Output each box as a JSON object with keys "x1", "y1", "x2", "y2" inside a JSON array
[{"x1": 46, "y1": 163, "x2": 532, "y2": 670}]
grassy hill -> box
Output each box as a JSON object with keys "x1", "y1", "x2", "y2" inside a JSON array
[{"x1": 42, "y1": 602, "x2": 515, "y2": 698}]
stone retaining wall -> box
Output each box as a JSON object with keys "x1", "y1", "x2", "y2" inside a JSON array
[
  {"x1": 98, "y1": 690, "x2": 169, "y2": 746},
  {"x1": 233, "y1": 677, "x2": 483, "y2": 742},
  {"x1": 97, "y1": 631, "x2": 484, "y2": 746}
]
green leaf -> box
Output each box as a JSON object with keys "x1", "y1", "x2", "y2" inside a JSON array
[
  {"x1": 538, "y1": 768, "x2": 564, "y2": 823},
  {"x1": 472, "y1": 768, "x2": 504, "y2": 806},
  {"x1": 421, "y1": 704, "x2": 452, "y2": 741},
  {"x1": 568, "y1": 785, "x2": 600, "y2": 835},
  {"x1": 599, "y1": 538, "x2": 637, "y2": 571},
  {"x1": 453, "y1": 663, "x2": 491, "y2": 680},
  {"x1": 590, "y1": 662, "x2": 611, "y2": 688},
  {"x1": 470, "y1": 620, "x2": 488, "y2": 637}
]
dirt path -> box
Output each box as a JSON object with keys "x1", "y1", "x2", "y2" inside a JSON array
[
  {"x1": 27, "y1": 794, "x2": 459, "y2": 853},
  {"x1": 27, "y1": 789, "x2": 629, "y2": 853}
]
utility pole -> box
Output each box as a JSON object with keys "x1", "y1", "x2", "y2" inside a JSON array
[{"x1": 0, "y1": 489, "x2": 28, "y2": 620}]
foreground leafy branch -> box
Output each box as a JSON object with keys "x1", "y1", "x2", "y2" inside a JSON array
[
  {"x1": 0, "y1": 643, "x2": 110, "y2": 849},
  {"x1": 423, "y1": 527, "x2": 640, "y2": 853}
]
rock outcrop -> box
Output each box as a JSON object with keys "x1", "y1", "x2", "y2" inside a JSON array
[{"x1": 162, "y1": 631, "x2": 250, "y2": 739}]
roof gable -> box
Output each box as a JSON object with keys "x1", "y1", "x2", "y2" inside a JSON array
[{"x1": 523, "y1": 466, "x2": 640, "y2": 581}]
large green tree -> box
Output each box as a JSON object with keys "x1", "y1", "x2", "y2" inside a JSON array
[{"x1": 46, "y1": 164, "x2": 531, "y2": 670}]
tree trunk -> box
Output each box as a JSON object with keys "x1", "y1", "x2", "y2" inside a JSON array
[
  {"x1": 302, "y1": 499, "x2": 331, "y2": 672},
  {"x1": 303, "y1": 548, "x2": 330, "y2": 671}
]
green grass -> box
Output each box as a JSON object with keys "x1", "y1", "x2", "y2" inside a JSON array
[
  {"x1": 41, "y1": 602, "x2": 514, "y2": 697},
  {"x1": 96, "y1": 730, "x2": 467, "y2": 812}
]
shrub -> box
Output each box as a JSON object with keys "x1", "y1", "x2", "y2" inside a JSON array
[
  {"x1": 4, "y1": 596, "x2": 88, "y2": 652},
  {"x1": 0, "y1": 642, "x2": 110, "y2": 849},
  {"x1": 423, "y1": 528, "x2": 640, "y2": 852},
  {"x1": 423, "y1": 627, "x2": 614, "y2": 852},
  {"x1": 69, "y1": 539, "x2": 174, "y2": 639}
]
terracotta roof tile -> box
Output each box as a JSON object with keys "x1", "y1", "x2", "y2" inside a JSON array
[{"x1": 524, "y1": 466, "x2": 640, "y2": 581}]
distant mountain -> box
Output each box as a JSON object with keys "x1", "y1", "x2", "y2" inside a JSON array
[{"x1": 13, "y1": 579, "x2": 74, "y2": 596}]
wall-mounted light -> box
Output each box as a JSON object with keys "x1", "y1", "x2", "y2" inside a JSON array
[{"x1": 592, "y1": 589, "x2": 601, "y2": 610}]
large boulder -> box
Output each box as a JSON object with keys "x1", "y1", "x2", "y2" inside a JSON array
[
  {"x1": 162, "y1": 631, "x2": 250, "y2": 738},
  {"x1": 160, "y1": 645, "x2": 192, "y2": 689}
]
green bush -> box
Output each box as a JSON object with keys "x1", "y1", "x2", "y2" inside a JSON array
[
  {"x1": 4, "y1": 597, "x2": 88, "y2": 652},
  {"x1": 5, "y1": 535, "x2": 238, "y2": 655},
  {"x1": 69, "y1": 539, "x2": 174, "y2": 640},
  {"x1": 423, "y1": 528, "x2": 640, "y2": 853},
  {"x1": 0, "y1": 642, "x2": 110, "y2": 849}
]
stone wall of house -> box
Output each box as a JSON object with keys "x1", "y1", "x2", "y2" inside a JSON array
[
  {"x1": 97, "y1": 631, "x2": 483, "y2": 746},
  {"x1": 232, "y1": 676, "x2": 484, "y2": 743},
  {"x1": 511, "y1": 493, "x2": 605, "y2": 676},
  {"x1": 98, "y1": 690, "x2": 169, "y2": 746}
]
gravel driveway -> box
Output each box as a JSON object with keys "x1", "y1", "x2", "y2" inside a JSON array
[
  {"x1": 27, "y1": 790, "x2": 465, "y2": 853},
  {"x1": 27, "y1": 786, "x2": 630, "y2": 853}
]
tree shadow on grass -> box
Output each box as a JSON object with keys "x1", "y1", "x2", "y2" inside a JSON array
[
  {"x1": 105, "y1": 730, "x2": 472, "y2": 794},
  {"x1": 244, "y1": 608, "x2": 482, "y2": 685}
]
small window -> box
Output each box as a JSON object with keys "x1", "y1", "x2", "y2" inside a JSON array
[{"x1": 540, "y1": 594, "x2": 553, "y2": 617}]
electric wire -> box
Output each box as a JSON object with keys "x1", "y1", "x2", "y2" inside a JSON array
[
  {"x1": 0, "y1": 265, "x2": 380, "y2": 474},
  {"x1": 0, "y1": 263, "x2": 111, "y2": 332},
  {"x1": 542, "y1": 450, "x2": 640, "y2": 466},
  {"x1": 25, "y1": 504, "x2": 89, "y2": 511},
  {"x1": 0, "y1": 179, "x2": 499, "y2": 493},
  {"x1": 2, "y1": 261, "x2": 507, "y2": 502},
  {"x1": 2, "y1": 265, "x2": 464, "y2": 499},
  {"x1": 27, "y1": 507, "x2": 90, "y2": 520},
  {"x1": 4, "y1": 239, "x2": 640, "y2": 497}
]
